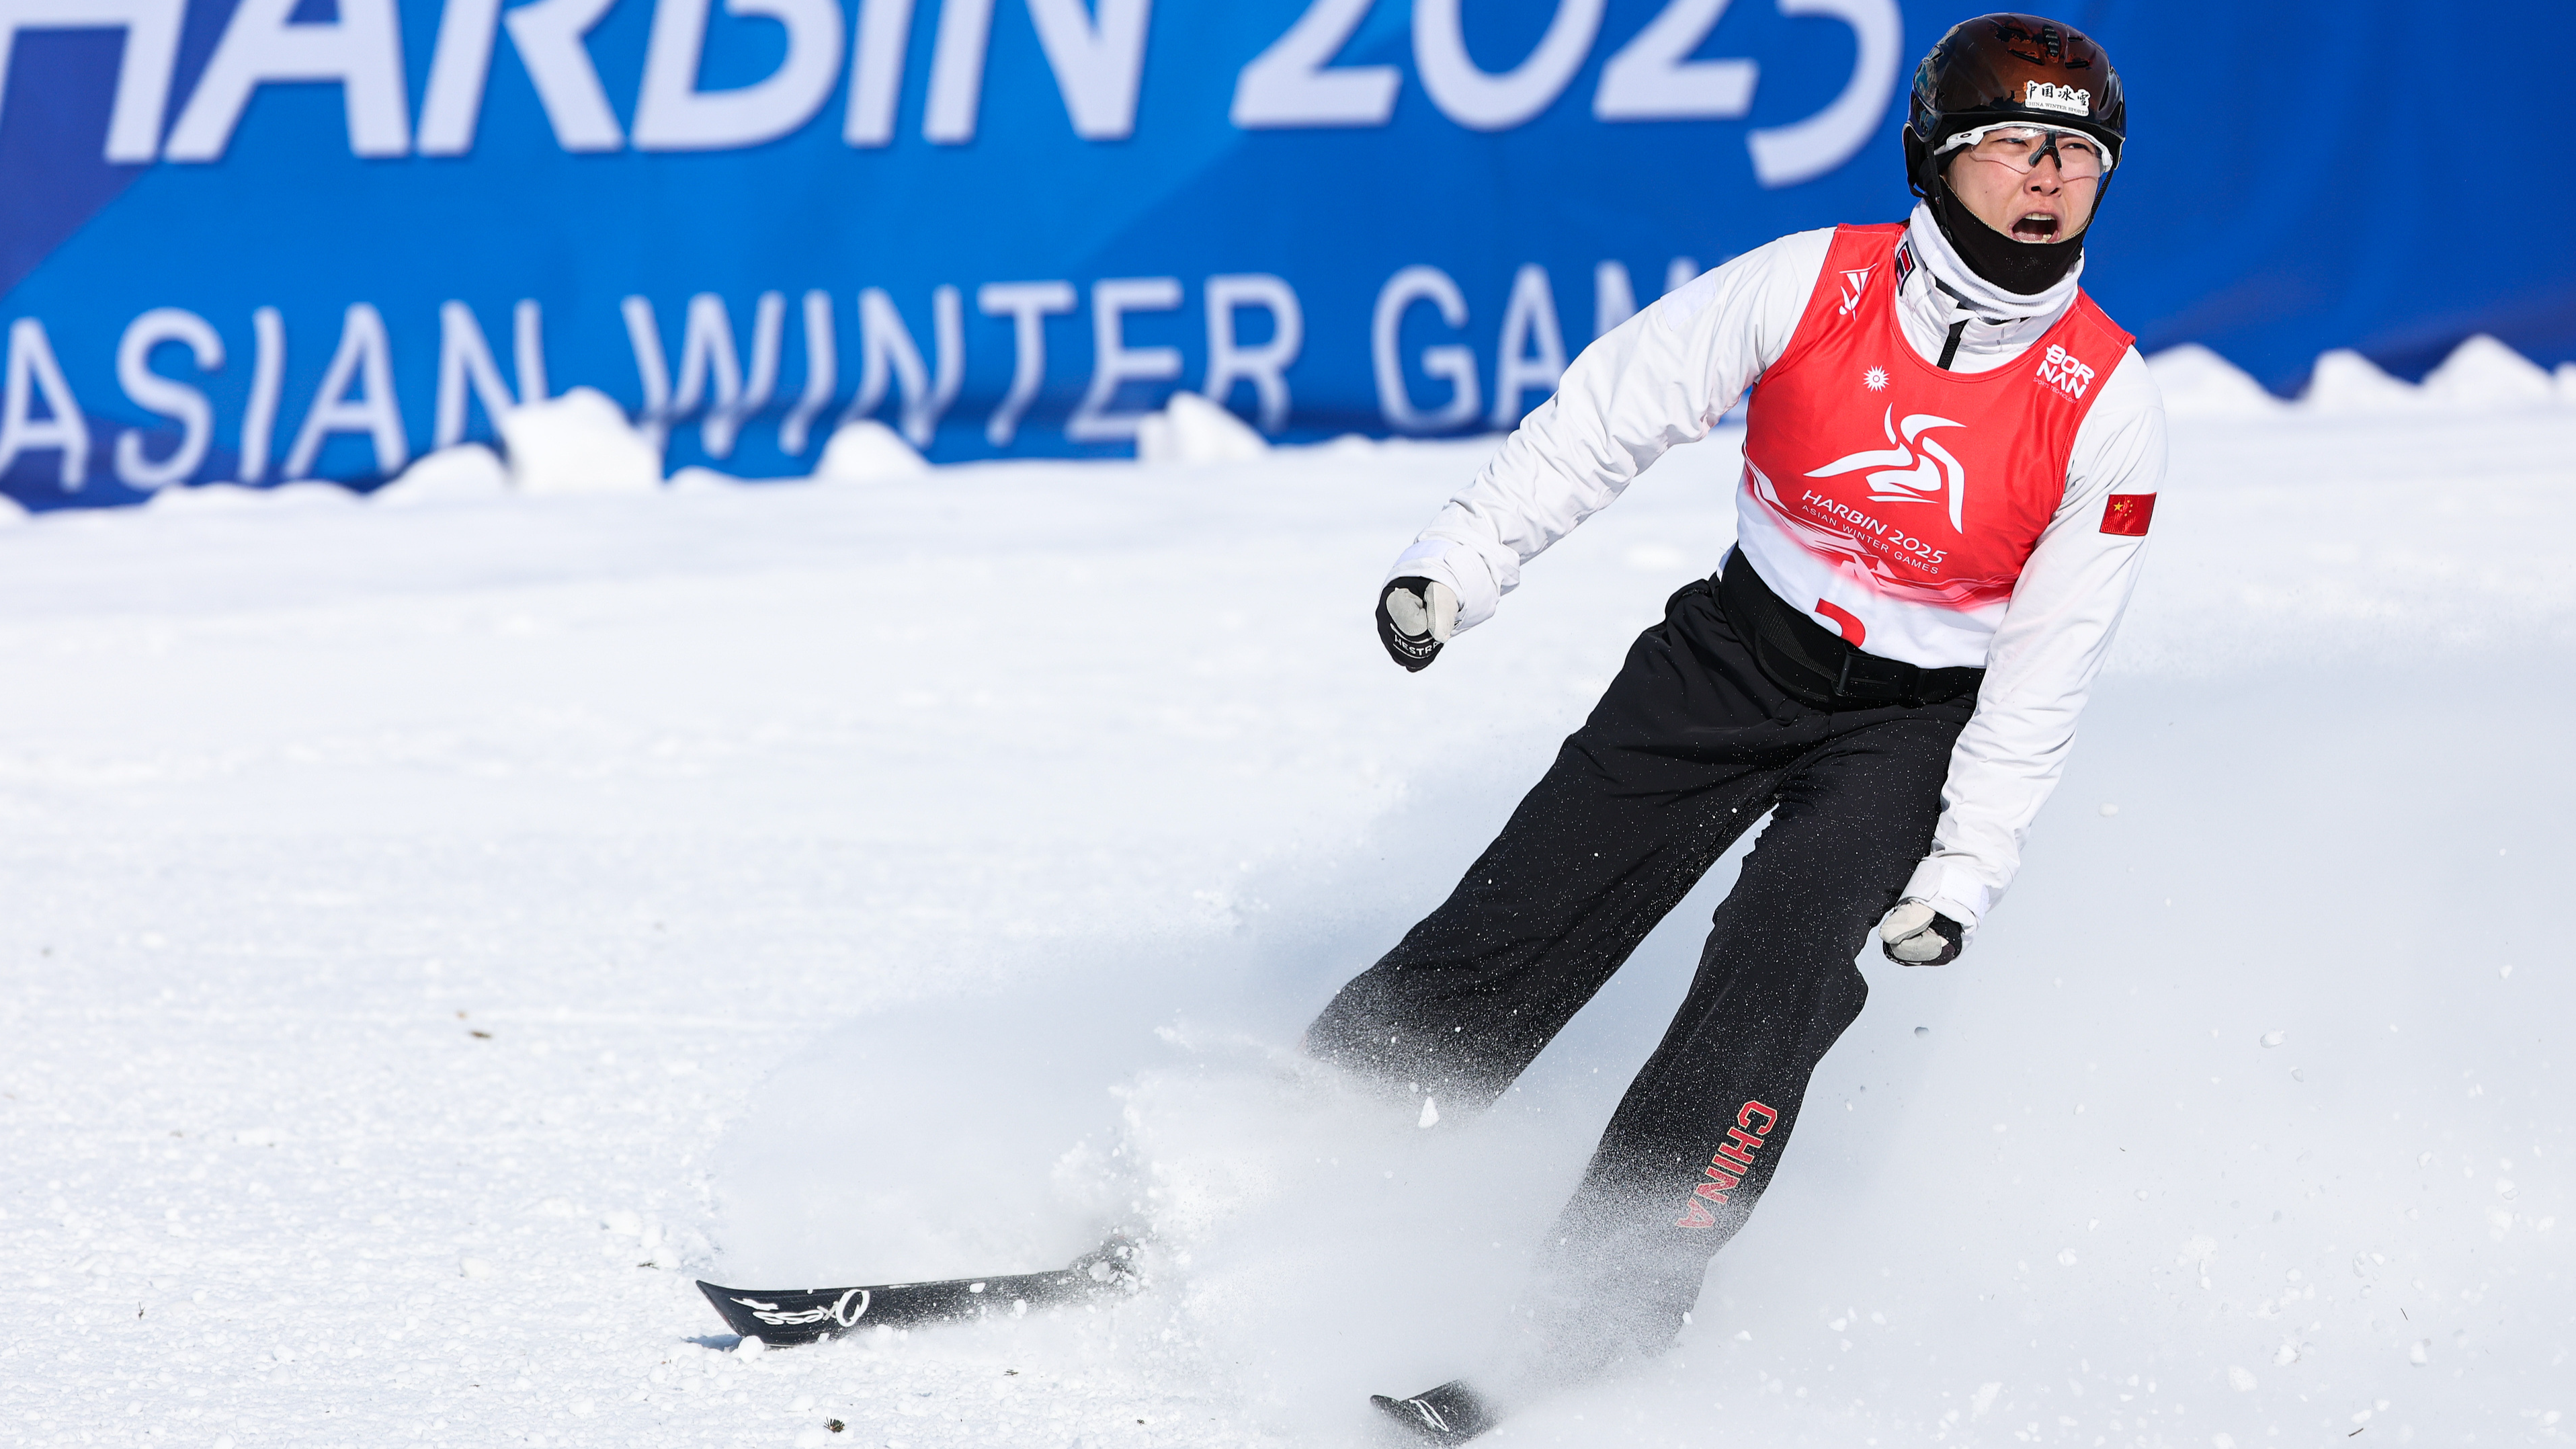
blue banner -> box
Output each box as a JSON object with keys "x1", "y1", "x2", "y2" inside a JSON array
[{"x1": 3, "y1": 0, "x2": 2571, "y2": 507}]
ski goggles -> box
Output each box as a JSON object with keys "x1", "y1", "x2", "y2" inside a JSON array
[{"x1": 1936, "y1": 122, "x2": 2114, "y2": 181}]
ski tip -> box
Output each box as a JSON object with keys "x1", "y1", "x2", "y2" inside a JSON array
[
  {"x1": 693, "y1": 1280, "x2": 870, "y2": 1347},
  {"x1": 693, "y1": 1279, "x2": 756, "y2": 1309},
  {"x1": 1368, "y1": 1380, "x2": 1497, "y2": 1445}
]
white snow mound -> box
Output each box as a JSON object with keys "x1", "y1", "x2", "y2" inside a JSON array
[
  {"x1": 2420, "y1": 333, "x2": 2557, "y2": 411},
  {"x1": 372, "y1": 443, "x2": 510, "y2": 506},
  {"x1": 1136, "y1": 391, "x2": 1269, "y2": 464},
  {"x1": 495, "y1": 386, "x2": 663, "y2": 495},
  {"x1": 666, "y1": 465, "x2": 741, "y2": 493},
  {"x1": 147, "y1": 479, "x2": 356, "y2": 511},
  {"x1": 2146, "y1": 343, "x2": 2281, "y2": 419},
  {"x1": 2296, "y1": 347, "x2": 2423, "y2": 413},
  {"x1": 812, "y1": 419, "x2": 931, "y2": 483}
]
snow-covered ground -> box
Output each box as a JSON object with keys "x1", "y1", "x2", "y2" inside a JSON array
[{"x1": 2, "y1": 368, "x2": 2571, "y2": 1449}]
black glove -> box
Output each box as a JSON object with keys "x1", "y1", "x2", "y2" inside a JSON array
[
  {"x1": 1878, "y1": 899, "x2": 1964, "y2": 966},
  {"x1": 1375, "y1": 577, "x2": 1457, "y2": 673}
]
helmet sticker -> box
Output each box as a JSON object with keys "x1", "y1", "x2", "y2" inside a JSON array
[{"x1": 2023, "y1": 81, "x2": 2091, "y2": 116}]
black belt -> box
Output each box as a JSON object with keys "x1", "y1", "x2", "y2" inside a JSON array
[{"x1": 1716, "y1": 550, "x2": 1983, "y2": 710}]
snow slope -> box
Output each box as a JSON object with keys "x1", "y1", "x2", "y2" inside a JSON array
[{"x1": 1, "y1": 392, "x2": 2569, "y2": 1449}]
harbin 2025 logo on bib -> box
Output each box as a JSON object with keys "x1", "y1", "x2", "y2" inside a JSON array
[{"x1": 1802, "y1": 405, "x2": 1968, "y2": 536}]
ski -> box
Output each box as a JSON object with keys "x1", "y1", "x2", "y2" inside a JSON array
[
  {"x1": 694, "y1": 1235, "x2": 1143, "y2": 1346},
  {"x1": 1368, "y1": 1380, "x2": 1498, "y2": 1445}
]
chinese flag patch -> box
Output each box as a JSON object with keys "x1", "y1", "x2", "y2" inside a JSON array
[{"x1": 2100, "y1": 493, "x2": 2156, "y2": 536}]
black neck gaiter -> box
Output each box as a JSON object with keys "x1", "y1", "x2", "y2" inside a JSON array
[{"x1": 1928, "y1": 180, "x2": 2086, "y2": 297}]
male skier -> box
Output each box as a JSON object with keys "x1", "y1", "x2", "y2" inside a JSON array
[{"x1": 1309, "y1": 15, "x2": 2165, "y2": 1442}]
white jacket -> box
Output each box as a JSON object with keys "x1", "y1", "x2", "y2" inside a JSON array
[{"x1": 1388, "y1": 203, "x2": 2167, "y2": 938}]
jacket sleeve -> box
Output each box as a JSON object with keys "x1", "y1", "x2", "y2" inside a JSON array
[
  {"x1": 1899, "y1": 346, "x2": 2167, "y2": 936},
  {"x1": 1386, "y1": 230, "x2": 1834, "y2": 629}
]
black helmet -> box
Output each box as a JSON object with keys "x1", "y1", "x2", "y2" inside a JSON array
[{"x1": 1904, "y1": 14, "x2": 2126, "y2": 198}]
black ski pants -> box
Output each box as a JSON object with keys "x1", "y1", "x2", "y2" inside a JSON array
[{"x1": 1306, "y1": 569, "x2": 1973, "y2": 1374}]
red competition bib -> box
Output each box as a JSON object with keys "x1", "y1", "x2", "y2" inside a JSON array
[{"x1": 1741, "y1": 224, "x2": 2133, "y2": 614}]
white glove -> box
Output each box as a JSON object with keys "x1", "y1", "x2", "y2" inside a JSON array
[{"x1": 1879, "y1": 898, "x2": 1964, "y2": 966}]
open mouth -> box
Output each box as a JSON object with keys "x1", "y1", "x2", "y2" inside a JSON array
[{"x1": 2010, "y1": 212, "x2": 2061, "y2": 243}]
